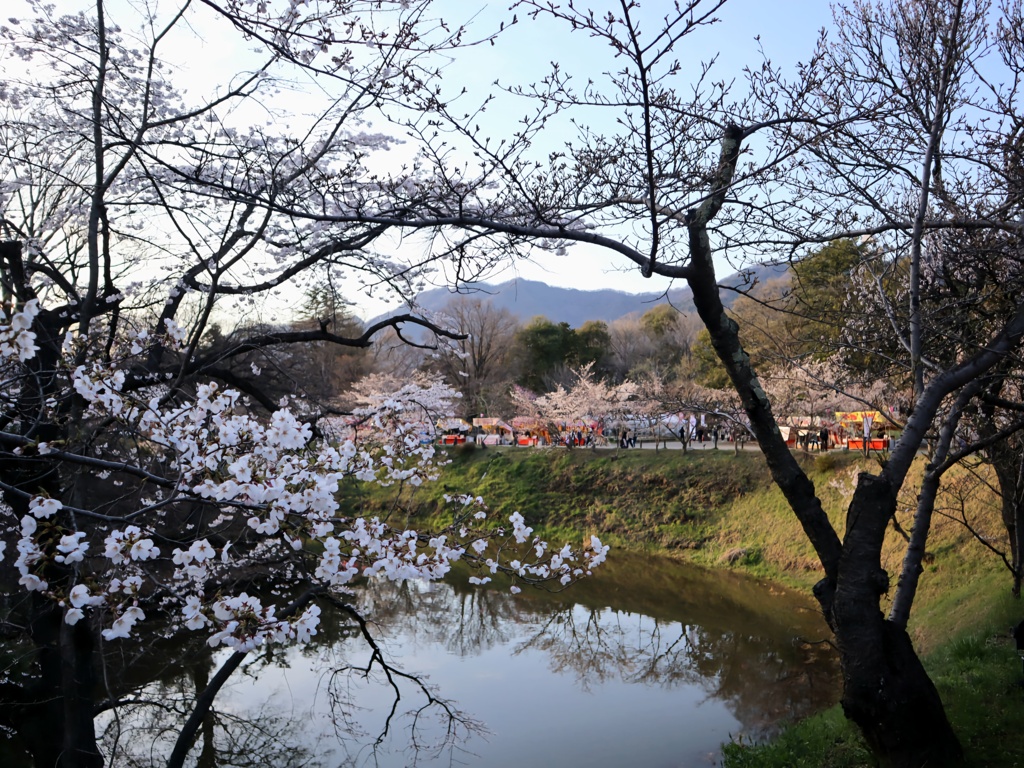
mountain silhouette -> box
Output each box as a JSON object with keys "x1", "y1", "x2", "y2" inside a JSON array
[{"x1": 368, "y1": 263, "x2": 787, "y2": 329}]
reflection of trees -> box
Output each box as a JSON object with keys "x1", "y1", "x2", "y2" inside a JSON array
[
  {"x1": 80, "y1": 620, "x2": 479, "y2": 768},
  {"x1": 0, "y1": 578, "x2": 470, "y2": 768},
  {"x1": 353, "y1": 576, "x2": 539, "y2": 657},
  {"x1": 515, "y1": 606, "x2": 838, "y2": 737},
  {"x1": 317, "y1": 595, "x2": 485, "y2": 768},
  {"x1": 88, "y1": 622, "x2": 340, "y2": 768},
  {"x1": 353, "y1": 555, "x2": 841, "y2": 740},
  {"x1": 96, "y1": 665, "x2": 320, "y2": 768},
  {"x1": 2, "y1": 556, "x2": 838, "y2": 766}
]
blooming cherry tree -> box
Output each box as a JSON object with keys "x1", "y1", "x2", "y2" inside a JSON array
[
  {"x1": 0, "y1": 296, "x2": 607, "y2": 766},
  {"x1": 0, "y1": 3, "x2": 607, "y2": 767},
  {"x1": 511, "y1": 362, "x2": 641, "y2": 446},
  {"x1": 291, "y1": 1, "x2": 1024, "y2": 762}
]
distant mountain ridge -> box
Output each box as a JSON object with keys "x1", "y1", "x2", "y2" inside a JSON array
[{"x1": 368, "y1": 263, "x2": 787, "y2": 329}]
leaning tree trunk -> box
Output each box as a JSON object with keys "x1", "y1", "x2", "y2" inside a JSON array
[
  {"x1": 828, "y1": 474, "x2": 963, "y2": 767},
  {"x1": 675, "y1": 131, "x2": 965, "y2": 764}
]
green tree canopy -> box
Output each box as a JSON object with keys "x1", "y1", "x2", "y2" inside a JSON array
[
  {"x1": 575, "y1": 319, "x2": 613, "y2": 372},
  {"x1": 512, "y1": 316, "x2": 577, "y2": 392}
]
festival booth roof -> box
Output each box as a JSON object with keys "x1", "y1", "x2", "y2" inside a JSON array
[
  {"x1": 834, "y1": 410, "x2": 888, "y2": 426},
  {"x1": 436, "y1": 418, "x2": 471, "y2": 432},
  {"x1": 510, "y1": 416, "x2": 547, "y2": 430},
  {"x1": 472, "y1": 417, "x2": 513, "y2": 431}
]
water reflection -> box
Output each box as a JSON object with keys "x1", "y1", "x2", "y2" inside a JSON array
[{"x1": 95, "y1": 554, "x2": 838, "y2": 767}]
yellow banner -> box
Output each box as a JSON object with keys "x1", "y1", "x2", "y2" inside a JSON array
[{"x1": 834, "y1": 410, "x2": 885, "y2": 424}]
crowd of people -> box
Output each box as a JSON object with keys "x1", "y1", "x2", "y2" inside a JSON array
[{"x1": 463, "y1": 417, "x2": 885, "y2": 452}]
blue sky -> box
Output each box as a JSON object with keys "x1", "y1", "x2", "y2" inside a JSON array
[{"x1": 399, "y1": 0, "x2": 837, "y2": 310}]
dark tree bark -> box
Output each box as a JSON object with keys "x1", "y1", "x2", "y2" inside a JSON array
[
  {"x1": 669, "y1": 126, "x2": 1024, "y2": 766},
  {"x1": 833, "y1": 474, "x2": 962, "y2": 767},
  {"x1": 978, "y1": 376, "x2": 1024, "y2": 597},
  {"x1": 1, "y1": 241, "x2": 104, "y2": 768},
  {"x1": 990, "y1": 448, "x2": 1024, "y2": 597}
]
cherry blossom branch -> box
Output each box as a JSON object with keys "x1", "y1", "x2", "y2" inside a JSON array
[{"x1": 166, "y1": 586, "x2": 327, "y2": 768}]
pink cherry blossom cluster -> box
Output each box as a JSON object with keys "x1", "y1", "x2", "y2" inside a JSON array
[{"x1": 1, "y1": 332, "x2": 608, "y2": 654}]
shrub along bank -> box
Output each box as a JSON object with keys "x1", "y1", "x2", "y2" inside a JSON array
[{"x1": 342, "y1": 444, "x2": 1024, "y2": 766}]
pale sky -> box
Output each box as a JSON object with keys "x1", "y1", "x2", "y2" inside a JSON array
[
  {"x1": 33, "y1": 0, "x2": 838, "y2": 321},
  {"x1": 173, "y1": 0, "x2": 837, "y2": 319}
]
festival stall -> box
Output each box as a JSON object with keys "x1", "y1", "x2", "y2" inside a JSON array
[
  {"x1": 780, "y1": 415, "x2": 835, "y2": 450},
  {"x1": 835, "y1": 410, "x2": 891, "y2": 451},
  {"x1": 510, "y1": 417, "x2": 548, "y2": 446},
  {"x1": 555, "y1": 418, "x2": 602, "y2": 446},
  {"x1": 436, "y1": 418, "x2": 471, "y2": 445},
  {"x1": 472, "y1": 417, "x2": 514, "y2": 445}
]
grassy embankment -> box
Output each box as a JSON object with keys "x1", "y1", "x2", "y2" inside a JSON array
[{"x1": 345, "y1": 443, "x2": 1024, "y2": 767}]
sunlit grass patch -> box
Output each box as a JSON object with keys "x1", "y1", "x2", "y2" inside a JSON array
[{"x1": 721, "y1": 707, "x2": 871, "y2": 768}]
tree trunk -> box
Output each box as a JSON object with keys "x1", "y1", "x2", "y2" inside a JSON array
[
  {"x1": 976, "y1": 372, "x2": 1024, "y2": 598},
  {"x1": 827, "y1": 474, "x2": 963, "y2": 767},
  {"x1": 837, "y1": 616, "x2": 962, "y2": 767},
  {"x1": 190, "y1": 659, "x2": 219, "y2": 768},
  {"x1": 990, "y1": 446, "x2": 1024, "y2": 597},
  {"x1": 1, "y1": 241, "x2": 104, "y2": 767},
  {"x1": 23, "y1": 600, "x2": 104, "y2": 768},
  {"x1": 677, "y1": 124, "x2": 973, "y2": 763}
]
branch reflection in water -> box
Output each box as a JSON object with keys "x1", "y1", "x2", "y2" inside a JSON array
[{"x1": 96, "y1": 553, "x2": 839, "y2": 767}]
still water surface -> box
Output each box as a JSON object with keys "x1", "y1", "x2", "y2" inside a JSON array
[{"x1": 104, "y1": 553, "x2": 839, "y2": 767}]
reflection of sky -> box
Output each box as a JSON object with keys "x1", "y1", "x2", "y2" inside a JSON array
[
  {"x1": 90, "y1": 553, "x2": 837, "y2": 767},
  {"x1": 188, "y1": 560, "x2": 837, "y2": 768},
  {"x1": 90, "y1": 550, "x2": 837, "y2": 767},
  {"x1": 223, "y1": 607, "x2": 739, "y2": 768}
]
